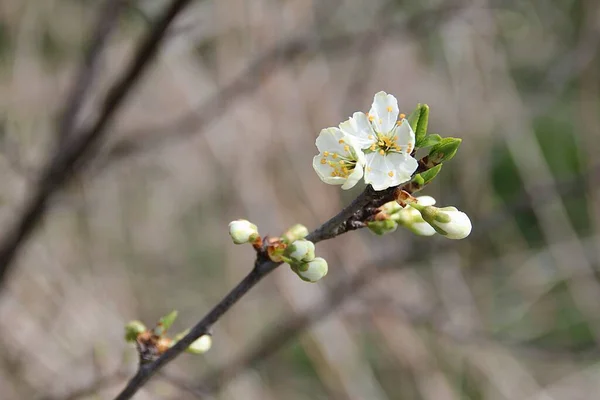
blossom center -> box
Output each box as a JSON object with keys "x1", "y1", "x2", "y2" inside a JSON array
[{"x1": 320, "y1": 145, "x2": 358, "y2": 178}]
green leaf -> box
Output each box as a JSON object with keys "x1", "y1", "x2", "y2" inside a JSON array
[
  {"x1": 428, "y1": 137, "x2": 461, "y2": 164},
  {"x1": 416, "y1": 133, "x2": 441, "y2": 149},
  {"x1": 411, "y1": 173, "x2": 425, "y2": 186},
  {"x1": 124, "y1": 320, "x2": 147, "y2": 343},
  {"x1": 407, "y1": 103, "x2": 429, "y2": 146},
  {"x1": 156, "y1": 310, "x2": 178, "y2": 336},
  {"x1": 419, "y1": 164, "x2": 442, "y2": 184}
]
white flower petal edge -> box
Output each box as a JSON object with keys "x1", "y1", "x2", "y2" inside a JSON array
[
  {"x1": 415, "y1": 196, "x2": 436, "y2": 207},
  {"x1": 339, "y1": 112, "x2": 375, "y2": 149},
  {"x1": 432, "y1": 207, "x2": 472, "y2": 239},
  {"x1": 364, "y1": 152, "x2": 418, "y2": 191},
  {"x1": 312, "y1": 127, "x2": 366, "y2": 190},
  {"x1": 369, "y1": 91, "x2": 399, "y2": 134}
]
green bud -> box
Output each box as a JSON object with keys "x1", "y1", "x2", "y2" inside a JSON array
[
  {"x1": 282, "y1": 224, "x2": 309, "y2": 243},
  {"x1": 228, "y1": 220, "x2": 259, "y2": 244},
  {"x1": 292, "y1": 257, "x2": 328, "y2": 282},
  {"x1": 408, "y1": 103, "x2": 429, "y2": 146},
  {"x1": 417, "y1": 133, "x2": 442, "y2": 149},
  {"x1": 285, "y1": 239, "x2": 316, "y2": 263},
  {"x1": 155, "y1": 310, "x2": 178, "y2": 336},
  {"x1": 419, "y1": 164, "x2": 442, "y2": 185},
  {"x1": 186, "y1": 334, "x2": 213, "y2": 354},
  {"x1": 379, "y1": 201, "x2": 402, "y2": 216},
  {"x1": 367, "y1": 219, "x2": 398, "y2": 235},
  {"x1": 172, "y1": 330, "x2": 213, "y2": 354},
  {"x1": 411, "y1": 173, "x2": 425, "y2": 186},
  {"x1": 428, "y1": 137, "x2": 461, "y2": 165},
  {"x1": 125, "y1": 320, "x2": 146, "y2": 343}
]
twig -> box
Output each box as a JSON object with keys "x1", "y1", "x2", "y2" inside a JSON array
[
  {"x1": 55, "y1": 0, "x2": 125, "y2": 144},
  {"x1": 0, "y1": 0, "x2": 196, "y2": 291},
  {"x1": 196, "y1": 258, "x2": 396, "y2": 395},
  {"x1": 113, "y1": 181, "x2": 408, "y2": 399}
]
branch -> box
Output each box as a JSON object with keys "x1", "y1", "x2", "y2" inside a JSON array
[
  {"x1": 197, "y1": 258, "x2": 396, "y2": 395},
  {"x1": 98, "y1": 1, "x2": 463, "y2": 167},
  {"x1": 0, "y1": 0, "x2": 196, "y2": 291},
  {"x1": 112, "y1": 180, "x2": 409, "y2": 399},
  {"x1": 55, "y1": 0, "x2": 124, "y2": 145}
]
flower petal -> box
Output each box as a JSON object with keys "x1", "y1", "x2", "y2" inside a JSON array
[
  {"x1": 388, "y1": 152, "x2": 418, "y2": 184},
  {"x1": 315, "y1": 127, "x2": 345, "y2": 153},
  {"x1": 394, "y1": 119, "x2": 415, "y2": 150},
  {"x1": 364, "y1": 152, "x2": 393, "y2": 191},
  {"x1": 312, "y1": 154, "x2": 346, "y2": 186},
  {"x1": 369, "y1": 91, "x2": 399, "y2": 134},
  {"x1": 340, "y1": 112, "x2": 375, "y2": 149},
  {"x1": 341, "y1": 162, "x2": 363, "y2": 190}
]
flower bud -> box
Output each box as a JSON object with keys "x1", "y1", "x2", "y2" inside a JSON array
[
  {"x1": 187, "y1": 334, "x2": 212, "y2": 354},
  {"x1": 125, "y1": 320, "x2": 147, "y2": 343},
  {"x1": 228, "y1": 219, "x2": 259, "y2": 244},
  {"x1": 418, "y1": 205, "x2": 471, "y2": 239},
  {"x1": 379, "y1": 201, "x2": 402, "y2": 215},
  {"x1": 282, "y1": 224, "x2": 309, "y2": 243},
  {"x1": 293, "y1": 257, "x2": 328, "y2": 282},
  {"x1": 394, "y1": 207, "x2": 436, "y2": 236},
  {"x1": 367, "y1": 219, "x2": 398, "y2": 235},
  {"x1": 286, "y1": 239, "x2": 315, "y2": 263}
]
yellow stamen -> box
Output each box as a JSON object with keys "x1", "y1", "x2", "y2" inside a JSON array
[
  {"x1": 386, "y1": 106, "x2": 393, "y2": 112},
  {"x1": 370, "y1": 144, "x2": 377, "y2": 151},
  {"x1": 368, "y1": 115, "x2": 374, "y2": 122},
  {"x1": 399, "y1": 113, "x2": 406, "y2": 119},
  {"x1": 368, "y1": 135, "x2": 374, "y2": 140},
  {"x1": 379, "y1": 149, "x2": 385, "y2": 156},
  {"x1": 338, "y1": 139, "x2": 345, "y2": 144},
  {"x1": 339, "y1": 160, "x2": 345, "y2": 165},
  {"x1": 330, "y1": 172, "x2": 337, "y2": 177},
  {"x1": 323, "y1": 151, "x2": 329, "y2": 157},
  {"x1": 320, "y1": 158, "x2": 326, "y2": 164},
  {"x1": 344, "y1": 145, "x2": 350, "y2": 152},
  {"x1": 332, "y1": 153, "x2": 338, "y2": 159},
  {"x1": 388, "y1": 171, "x2": 394, "y2": 177},
  {"x1": 367, "y1": 167, "x2": 372, "y2": 172}
]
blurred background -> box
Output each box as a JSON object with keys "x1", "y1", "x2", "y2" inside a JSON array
[{"x1": 0, "y1": 0, "x2": 599, "y2": 399}]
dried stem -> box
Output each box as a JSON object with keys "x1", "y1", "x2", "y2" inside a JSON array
[{"x1": 0, "y1": 0, "x2": 195, "y2": 290}]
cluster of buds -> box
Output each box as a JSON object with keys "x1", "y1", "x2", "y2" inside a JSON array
[
  {"x1": 125, "y1": 311, "x2": 212, "y2": 363},
  {"x1": 368, "y1": 193, "x2": 471, "y2": 240},
  {"x1": 228, "y1": 221, "x2": 328, "y2": 282}
]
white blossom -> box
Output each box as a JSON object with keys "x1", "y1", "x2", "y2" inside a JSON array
[
  {"x1": 418, "y1": 206, "x2": 472, "y2": 240},
  {"x1": 430, "y1": 207, "x2": 472, "y2": 239},
  {"x1": 312, "y1": 127, "x2": 366, "y2": 190},
  {"x1": 228, "y1": 219, "x2": 259, "y2": 244},
  {"x1": 286, "y1": 239, "x2": 315, "y2": 263},
  {"x1": 294, "y1": 257, "x2": 328, "y2": 282},
  {"x1": 187, "y1": 334, "x2": 212, "y2": 354},
  {"x1": 395, "y1": 196, "x2": 437, "y2": 236},
  {"x1": 339, "y1": 91, "x2": 418, "y2": 190}
]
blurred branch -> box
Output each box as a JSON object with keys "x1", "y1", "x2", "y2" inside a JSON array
[
  {"x1": 113, "y1": 181, "x2": 420, "y2": 399},
  {"x1": 98, "y1": 1, "x2": 463, "y2": 166},
  {"x1": 55, "y1": 0, "x2": 125, "y2": 145},
  {"x1": 40, "y1": 369, "x2": 127, "y2": 400},
  {"x1": 0, "y1": 0, "x2": 196, "y2": 291},
  {"x1": 195, "y1": 257, "x2": 397, "y2": 396}
]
